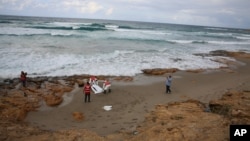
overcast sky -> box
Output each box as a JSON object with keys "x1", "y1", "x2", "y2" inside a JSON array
[{"x1": 0, "y1": 0, "x2": 249, "y2": 28}]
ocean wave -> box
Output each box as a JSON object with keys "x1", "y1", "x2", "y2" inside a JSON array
[
  {"x1": 0, "y1": 48, "x2": 229, "y2": 78},
  {"x1": 134, "y1": 49, "x2": 160, "y2": 53},
  {"x1": 167, "y1": 40, "x2": 208, "y2": 44},
  {"x1": 200, "y1": 33, "x2": 237, "y2": 40},
  {"x1": 0, "y1": 21, "x2": 13, "y2": 24},
  {"x1": 1, "y1": 16, "x2": 249, "y2": 78},
  {"x1": 25, "y1": 22, "x2": 136, "y2": 32},
  {"x1": 107, "y1": 37, "x2": 170, "y2": 44},
  {"x1": 28, "y1": 25, "x2": 108, "y2": 31},
  {"x1": 167, "y1": 39, "x2": 250, "y2": 45},
  {"x1": 209, "y1": 41, "x2": 250, "y2": 45},
  {"x1": 204, "y1": 27, "x2": 229, "y2": 31},
  {"x1": 236, "y1": 34, "x2": 250, "y2": 40},
  {"x1": 0, "y1": 33, "x2": 82, "y2": 38},
  {"x1": 105, "y1": 25, "x2": 119, "y2": 30},
  {"x1": 26, "y1": 21, "x2": 155, "y2": 32}
]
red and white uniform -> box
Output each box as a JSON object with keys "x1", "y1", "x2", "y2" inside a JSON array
[
  {"x1": 103, "y1": 80, "x2": 111, "y2": 90},
  {"x1": 84, "y1": 84, "x2": 91, "y2": 94},
  {"x1": 89, "y1": 76, "x2": 98, "y2": 85}
]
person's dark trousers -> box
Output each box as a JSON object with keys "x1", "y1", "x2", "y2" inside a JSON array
[
  {"x1": 166, "y1": 85, "x2": 171, "y2": 93},
  {"x1": 85, "y1": 93, "x2": 90, "y2": 102},
  {"x1": 22, "y1": 80, "x2": 26, "y2": 87}
]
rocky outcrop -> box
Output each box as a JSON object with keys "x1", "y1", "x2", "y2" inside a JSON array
[
  {"x1": 1, "y1": 89, "x2": 249, "y2": 141},
  {"x1": 130, "y1": 100, "x2": 229, "y2": 141},
  {"x1": 209, "y1": 90, "x2": 250, "y2": 124},
  {"x1": 141, "y1": 68, "x2": 179, "y2": 75},
  {"x1": 125, "y1": 90, "x2": 250, "y2": 141},
  {"x1": 141, "y1": 51, "x2": 250, "y2": 75},
  {"x1": 186, "y1": 69, "x2": 205, "y2": 73},
  {"x1": 0, "y1": 89, "x2": 40, "y2": 121},
  {"x1": 209, "y1": 50, "x2": 250, "y2": 58},
  {"x1": 0, "y1": 77, "x2": 75, "y2": 122}
]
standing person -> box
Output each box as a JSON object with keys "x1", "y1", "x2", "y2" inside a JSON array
[
  {"x1": 20, "y1": 71, "x2": 27, "y2": 87},
  {"x1": 89, "y1": 75, "x2": 98, "y2": 85},
  {"x1": 166, "y1": 75, "x2": 172, "y2": 94},
  {"x1": 83, "y1": 82, "x2": 91, "y2": 103},
  {"x1": 103, "y1": 79, "x2": 111, "y2": 94}
]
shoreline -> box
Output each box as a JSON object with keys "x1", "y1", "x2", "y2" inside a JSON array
[
  {"x1": 0, "y1": 50, "x2": 250, "y2": 140},
  {"x1": 1, "y1": 50, "x2": 249, "y2": 81},
  {"x1": 23, "y1": 52, "x2": 250, "y2": 136}
]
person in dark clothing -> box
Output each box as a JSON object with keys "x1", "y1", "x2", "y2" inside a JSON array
[
  {"x1": 83, "y1": 82, "x2": 91, "y2": 102},
  {"x1": 166, "y1": 75, "x2": 172, "y2": 94},
  {"x1": 20, "y1": 71, "x2": 27, "y2": 87}
]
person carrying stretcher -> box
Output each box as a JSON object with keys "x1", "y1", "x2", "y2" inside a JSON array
[
  {"x1": 89, "y1": 75, "x2": 98, "y2": 85},
  {"x1": 103, "y1": 79, "x2": 111, "y2": 94}
]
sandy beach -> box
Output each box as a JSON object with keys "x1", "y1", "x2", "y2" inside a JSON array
[{"x1": 24, "y1": 57, "x2": 250, "y2": 136}]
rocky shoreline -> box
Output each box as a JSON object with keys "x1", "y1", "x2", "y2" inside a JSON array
[{"x1": 0, "y1": 50, "x2": 250, "y2": 140}]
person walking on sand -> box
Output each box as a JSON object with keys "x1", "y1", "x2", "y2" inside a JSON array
[
  {"x1": 166, "y1": 75, "x2": 172, "y2": 94},
  {"x1": 20, "y1": 71, "x2": 27, "y2": 87},
  {"x1": 83, "y1": 82, "x2": 91, "y2": 102}
]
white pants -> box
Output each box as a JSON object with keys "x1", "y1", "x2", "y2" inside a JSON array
[{"x1": 103, "y1": 84, "x2": 111, "y2": 90}]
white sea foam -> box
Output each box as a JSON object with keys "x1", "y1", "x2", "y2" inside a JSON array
[
  {"x1": 105, "y1": 25, "x2": 119, "y2": 30},
  {"x1": 209, "y1": 41, "x2": 250, "y2": 45},
  {"x1": 0, "y1": 48, "x2": 228, "y2": 78},
  {"x1": 236, "y1": 35, "x2": 250, "y2": 40},
  {"x1": 0, "y1": 27, "x2": 48, "y2": 35},
  {"x1": 205, "y1": 27, "x2": 229, "y2": 31},
  {"x1": 0, "y1": 16, "x2": 249, "y2": 79}
]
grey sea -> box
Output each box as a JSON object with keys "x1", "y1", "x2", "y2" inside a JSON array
[{"x1": 0, "y1": 15, "x2": 250, "y2": 78}]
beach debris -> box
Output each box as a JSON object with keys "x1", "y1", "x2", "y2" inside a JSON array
[
  {"x1": 133, "y1": 131, "x2": 139, "y2": 135},
  {"x1": 72, "y1": 112, "x2": 84, "y2": 121},
  {"x1": 103, "y1": 106, "x2": 112, "y2": 111}
]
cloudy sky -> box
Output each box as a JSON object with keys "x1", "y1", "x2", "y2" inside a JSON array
[{"x1": 0, "y1": 0, "x2": 249, "y2": 28}]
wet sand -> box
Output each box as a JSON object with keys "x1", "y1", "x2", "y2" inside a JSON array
[{"x1": 25, "y1": 58, "x2": 250, "y2": 136}]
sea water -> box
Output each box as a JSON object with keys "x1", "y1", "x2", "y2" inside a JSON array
[{"x1": 0, "y1": 15, "x2": 250, "y2": 78}]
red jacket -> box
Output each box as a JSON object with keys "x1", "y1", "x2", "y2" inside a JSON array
[
  {"x1": 84, "y1": 85, "x2": 91, "y2": 94},
  {"x1": 20, "y1": 74, "x2": 26, "y2": 81}
]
